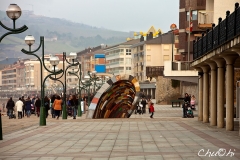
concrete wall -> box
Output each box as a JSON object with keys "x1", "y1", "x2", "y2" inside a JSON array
[
  {"x1": 180, "y1": 81, "x2": 198, "y2": 104},
  {"x1": 155, "y1": 76, "x2": 198, "y2": 104},
  {"x1": 155, "y1": 76, "x2": 181, "y2": 104},
  {"x1": 214, "y1": 0, "x2": 237, "y2": 24}
]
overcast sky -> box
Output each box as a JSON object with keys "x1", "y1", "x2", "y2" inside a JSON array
[{"x1": 0, "y1": 0, "x2": 179, "y2": 33}]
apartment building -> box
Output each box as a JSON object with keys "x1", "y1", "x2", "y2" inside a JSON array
[
  {"x1": 178, "y1": 0, "x2": 238, "y2": 61},
  {"x1": 104, "y1": 39, "x2": 139, "y2": 76},
  {"x1": 77, "y1": 45, "x2": 106, "y2": 76}
]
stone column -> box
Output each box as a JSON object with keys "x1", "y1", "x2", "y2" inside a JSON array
[
  {"x1": 207, "y1": 62, "x2": 217, "y2": 126},
  {"x1": 215, "y1": 59, "x2": 225, "y2": 128},
  {"x1": 196, "y1": 68, "x2": 203, "y2": 121},
  {"x1": 222, "y1": 55, "x2": 238, "y2": 131},
  {"x1": 201, "y1": 66, "x2": 210, "y2": 123}
]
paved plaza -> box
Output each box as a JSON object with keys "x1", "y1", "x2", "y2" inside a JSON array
[{"x1": 0, "y1": 103, "x2": 239, "y2": 160}]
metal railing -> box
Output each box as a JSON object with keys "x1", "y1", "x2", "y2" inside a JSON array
[
  {"x1": 146, "y1": 66, "x2": 164, "y2": 77},
  {"x1": 193, "y1": 3, "x2": 240, "y2": 60}
]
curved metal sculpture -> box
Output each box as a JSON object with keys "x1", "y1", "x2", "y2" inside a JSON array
[{"x1": 87, "y1": 74, "x2": 140, "y2": 118}]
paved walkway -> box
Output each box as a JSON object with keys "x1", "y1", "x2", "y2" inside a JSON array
[{"x1": 0, "y1": 103, "x2": 239, "y2": 160}]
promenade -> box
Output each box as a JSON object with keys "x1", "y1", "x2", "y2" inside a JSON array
[{"x1": 0, "y1": 103, "x2": 239, "y2": 160}]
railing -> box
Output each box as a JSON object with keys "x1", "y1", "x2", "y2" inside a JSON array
[
  {"x1": 193, "y1": 3, "x2": 240, "y2": 60},
  {"x1": 172, "y1": 62, "x2": 178, "y2": 70},
  {"x1": 146, "y1": 66, "x2": 164, "y2": 77},
  {"x1": 198, "y1": 10, "x2": 214, "y2": 24}
]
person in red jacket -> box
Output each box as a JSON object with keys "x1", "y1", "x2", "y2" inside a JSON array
[{"x1": 149, "y1": 103, "x2": 155, "y2": 118}]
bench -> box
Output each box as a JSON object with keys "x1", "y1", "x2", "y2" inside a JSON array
[{"x1": 171, "y1": 99, "x2": 183, "y2": 107}]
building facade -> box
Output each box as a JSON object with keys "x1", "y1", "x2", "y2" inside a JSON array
[{"x1": 104, "y1": 39, "x2": 139, "y2": 76}]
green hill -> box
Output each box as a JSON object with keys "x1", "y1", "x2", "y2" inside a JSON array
[{"x1": 0, "y1": 10, "x2": 131, "y2": 59}]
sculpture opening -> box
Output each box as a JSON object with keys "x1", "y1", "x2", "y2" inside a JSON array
[{"x1": 87, "y1": 74, "x2": 140, "y2": 119}]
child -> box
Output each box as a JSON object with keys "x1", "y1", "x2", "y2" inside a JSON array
[{"x1": 149, "y1": 103, "x2": 155, "y2": 118}]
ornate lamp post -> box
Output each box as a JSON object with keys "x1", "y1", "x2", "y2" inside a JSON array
[
  {"x1": 0, "y1": 4, "x2": 28, "y2": 140},
  {"x1": 68, "y1": 62, "x2": 84, "y2": 117},
  {"x1": 22, "y1": 36, "x2": 63, "y2": 125},
  {"x1": 63, "y1": 52, "x2": 79, "y2": 119},
  {"x1": 88, "y1": 70, "x2": 100, "y2": 94},
  {"x1": 0, "y1": 4, "x2": 28, "y2": 42},
  {"x1": 170, "y1": 23, "x2": 177, "y2": 63},
  {"x1": 82, "y1": 76, "x2": 92, "y2": 108}
]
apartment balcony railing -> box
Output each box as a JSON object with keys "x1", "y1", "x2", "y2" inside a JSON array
[
  {"x1": 146, "y1": 66, "x2": 164, "y2": 77},
  {"x1": 172, "y1": 62, "x2": 193, "y2": 71},
  {"x1": 193, "y1": 3, "x2": 240, "y2": 60}
]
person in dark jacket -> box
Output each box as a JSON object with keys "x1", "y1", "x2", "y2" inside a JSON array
[
  {"x1": 69, "y1": 94, "x2": 78, "y2": 119},
  {"x1": 21, "y1": 96, "x2": 26, "y2": 117},
  {"x1": 141, "y1": 97, "x2": 147, "y2": 114},
  {"x1": 44, "y1": 96, "x2": 50, "y2": 118},
  {"x1": 35, "y1": 97, "x2": 41, "y2": 117},
  {"x1": 182, "y1": 93, "x2": 191, "y2": 118},
  {"x1": 51, "y1": 94, "x2": 56, "y2": 118},
  {"x1": 25, "y1": 97, "x2": 32, "y2": 117},
  {"x1": 6, "y1": 97, "x2": 15, "y2": 119}
]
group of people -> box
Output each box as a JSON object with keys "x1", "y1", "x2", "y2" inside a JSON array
[
  {"x1": 182, "y1": 93, "x2": 196, "y2": 118},
  {"x1": 4, "y1": 96, "x2": 51, "y2": 119},
  {"x1": 137, "y1": 97, "x2": 155, "y2": 118},
  {"x1": 2, "y1": 92, "x2": 96, "y2": 120}
]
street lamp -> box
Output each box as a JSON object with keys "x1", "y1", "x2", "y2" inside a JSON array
[
  {"x1": 0, "y1": 4, "x2": 28, "y2": 42},
  {"x1": 63, "y1": 52, "x2": 80, "y2": 119},
  {"x1": 82, "y1": 75, "x2": 92, "y2": 108},
  {"x1": 22, "y1": 36, "x2": 63, "y2": 126},
  {"x1": 0, "y1": 4, "x2": 29, "y2": 140},
  {"x1": 170, "y1": 23, "x2": 177, "y2": 63},
  {"x1": 88, "y1": 70, "x2": 99, "y2": 94},
  {"x1": 68, "y1": 62, "x2": 84, "y2": 116},
  {"x1": 24, "y1": 35, "x2": 35, "y2": 51}
]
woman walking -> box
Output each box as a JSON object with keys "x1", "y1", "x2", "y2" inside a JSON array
[
  {"x1": 44, "y1": 96, "x2": 50, "y2": 118},
  {"x1": 35, "y1": 97, "x2": 41, "y2": 117},
  {"x1": 25, "y1": 97, "x2": 32, "y2": 117},
  {"x1": 53, "y1": 95, "x2": 62, "y2": 119},
  {"x1": 6, "y1": 97, "x2": 15, "y2": 119},
  {"x1": 69, "y1": 94, "x2": 78, "y2": 119}
]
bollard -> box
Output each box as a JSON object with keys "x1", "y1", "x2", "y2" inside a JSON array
[{"x1": 0, "y1": 110, "x2": 2, "y2": 140}]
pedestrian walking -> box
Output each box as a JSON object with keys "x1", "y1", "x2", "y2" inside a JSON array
[
  {"x1": 44, "y1": 96, "x2": 50, "y2": 118},
  {"x1": 6, "y1": 97, "x2": 15, "y2": 119},
  {"x1": 15, "y1": 97, "x2": 23, "y2": 119},
  {"x1": 69, "y1": 94, "x2": 78, "y2": 119},
  {"x1": 25, "y1": 97, "x2": 32, "y2": 117},
  {"x1": 52, "y1": 95, "x2": 62, "y2": 119},
  {"x1": 21, "y1": 96, "x2": 25, "y2": 117},
  {"x1": 140, "y1": 97, "x2": 147, "y2": 114},
  {"x1": 35, "y1": 97, "x2": 41, "y2": 117},
  {"x1": 149, "y1": 103, "x2": 155, "y2": 118},
  {"x1": 51, "y1": 94, "x2": 56, "y2": 118}
]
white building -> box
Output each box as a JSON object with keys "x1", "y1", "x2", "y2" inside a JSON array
[{"x1": 104, "y1": 39, "x2": 139, "y2": 75}]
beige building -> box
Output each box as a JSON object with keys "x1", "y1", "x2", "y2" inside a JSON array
[
  {"x1": 23, "y1": 54, "x2": 72, "y2": 95},
  {"x1": 131, "y1": 31, "x2": 176, "y2": 82}
]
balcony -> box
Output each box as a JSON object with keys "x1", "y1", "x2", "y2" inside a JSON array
[
  {"x1": 193, "y1": 6, "x2": 240, "y2": 60},
  {"x1": 106, "y1": 53, "x2": 124, "y2": 61},
  {"x1": 198, "y1": 10, "x2": 214, "y2": 30},
  {"x1": 146, "y1": 66, "x2": 164, "y2": 77},
  {"x1": 163, "y1": 61, "x2": 198, "y2": 83}
]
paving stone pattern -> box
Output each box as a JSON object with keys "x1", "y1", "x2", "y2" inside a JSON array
[{"x1": 0, "y1": 103, "x2": 239, "y2": 160}]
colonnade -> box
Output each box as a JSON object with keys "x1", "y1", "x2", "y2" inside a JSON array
[{"x1": 196, "y1": 53, "x2": 239, "y2": 131}]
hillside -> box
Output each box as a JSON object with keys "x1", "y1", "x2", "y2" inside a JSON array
[{"x1": 0, "y1": 10, "x2": 131, "y2": 59}]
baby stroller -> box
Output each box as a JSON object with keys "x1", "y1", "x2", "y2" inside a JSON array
[
  {"x1": 67, "y1": 106, "x2": 73, "y2": 117},
  {"x1": 186, "y1": 107, "x2": 194, "y2": 118},
  {"x1": 134, "y1": 105, "x2": 142, "y2": 115},
  {"x1": 9, "y1": 111, "x2": 16, "y2": 119}
]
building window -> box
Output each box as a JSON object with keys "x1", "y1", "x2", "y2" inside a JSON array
[
  {"x1": 126, "y1": 49, "x2": 131, "y2": 55},
  {"x1": 147, "y1": 55, "x2": 151, "y2": 61},
  {"x1": 187, "y1": 10, "x2": 198, "y2": 21},
  {"x1": 126, "y1": 67, "x2": 131, "y2": 70}
]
